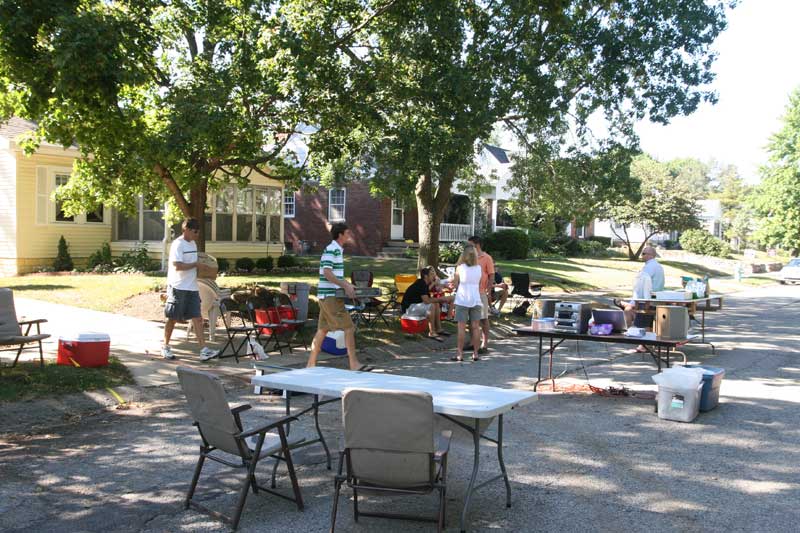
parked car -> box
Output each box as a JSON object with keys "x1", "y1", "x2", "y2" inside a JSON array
[{"x1": 779, "y1": 258, "x2": 800, "y2": 284}]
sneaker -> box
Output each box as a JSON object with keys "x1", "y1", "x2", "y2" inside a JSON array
[
  {"x1": 161, "y1": 345, "x2": 174, "y2": 360},
  {"x1": 489, "y1": 308, "x2": 500, "y2": 316},
  {"x1": 199, "y1": 347, "x2": 218, "y2": 361}
]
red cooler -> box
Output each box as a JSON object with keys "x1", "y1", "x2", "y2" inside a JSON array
[
  {"x1": 57, "y1": 332, "x2": 111, "y2": 367},
  {"x1": 400, "y1": 316, "x2": 428, "y2": 334}
]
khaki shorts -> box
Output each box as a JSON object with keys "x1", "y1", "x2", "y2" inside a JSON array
[
  {"x1": 317, "y1": 297, "x2": 354, "y2": 331},
  {"x1": 480, "y1": 293, "x2": 490, "y2": 320}
]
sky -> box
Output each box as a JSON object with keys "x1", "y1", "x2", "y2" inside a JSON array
[{"x1": 635, "y1": 0, "x2": 800, "y2": 184}]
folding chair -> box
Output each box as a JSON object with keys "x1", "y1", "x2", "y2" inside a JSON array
[
  {"x1": 509, "y1": 272, "x2": 541, "y2": 312},
  {"x1": 0, "y1": 288, "x2": 50, "y2": 368},
  {"x1": 351, "y1": 270, "x2": 390, "y2": 327},
  {"x1": 389, "y1": 273, "x2": 418, "y2": 316},
  {"x1": 271, "y1": 291, "x2": 311, "y2": 351},
  {"x1": 331, "y1": 388, "x2": 452, "y2": 532},
  {"x1": 176, "y1": 366, "x2": 304, "y2": 530},
  {"x1": 218, "y1": 299, "x2": 257, "y2": 362},
  {"x1": 248, "y1": 301, "x2": 292, "y2": 355}
]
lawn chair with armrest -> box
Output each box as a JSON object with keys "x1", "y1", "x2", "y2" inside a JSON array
[
  {"x1": 330, "y1": 388, "x2": 452, "y2": 532},
  {"x1": 509, "y1": 272, "x2": 542, "y2": 313},
  {"x1": 350, "y1": 270, "x2": 390, "y2": 327},
  {"x1": 0, "y1": 288, "x2": 50, "y2": 368},
  {"x1": 389, "y1": 273, "x2": 418, "y2": 316},
  {"x1": 176, "y1": 366, "x2": 304, "y2": 530}
]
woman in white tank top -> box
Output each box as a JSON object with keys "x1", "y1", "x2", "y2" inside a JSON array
[{"x1": 451, "y1": 245, "x2": 483, "y2": 362}]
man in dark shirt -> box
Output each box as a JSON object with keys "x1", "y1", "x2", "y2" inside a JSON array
[{"x1": 401, "y1": 266, "x2": 451, "y2": 340}]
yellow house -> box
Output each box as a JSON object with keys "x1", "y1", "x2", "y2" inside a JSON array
[{"x1": 0, "y1": 118, "x2": 285, "y2": 276}]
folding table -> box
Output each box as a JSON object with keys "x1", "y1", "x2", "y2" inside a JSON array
[
  {"x1": 630, "y1": 294, "x2": 723, "y2": 352},
  {"x1": 251, "y1": 367, "x2": 537, "y2": 532}
]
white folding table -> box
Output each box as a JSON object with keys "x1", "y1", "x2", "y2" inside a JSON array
[{"x1": 251, "y1": 367, "x2": 537, "y2": 532}]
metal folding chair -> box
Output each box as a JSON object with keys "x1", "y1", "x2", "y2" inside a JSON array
[
  {"x1": 176, "y1": 366, "x2": 304, "y2": 530},
  {"x1": 0, "y1": 288, "x2": 50, "y2": 368},
  {"x1": 331, "y1": 388, "x2": 452, "y2": 532},
  {"x1": 218, "y1": 299, "x2": 257, "y2": 362},
  {"x1": 351, "y1": 270, "x2": 390, "y2": 327}
]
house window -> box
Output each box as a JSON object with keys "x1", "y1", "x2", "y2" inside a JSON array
[
  {"x1": 284, "y1": 190, "x2": 295, "y2": 218},
  {"x1": 36, "y1": 168, "x2": 108, "y2": 225},
  {"x1": 54, "y1": 174, "x2": 74, "y2": 222},
  {"x1": 496, "y1": 200, "x2": 516, "y2": 228},
  {"x1": 576, "y1": 225, "x2": 585, "y2": 238},
  {"x1": 328, "y1": 188, "x2": 346, "y2": 221},
  {"x1": 114, "y1": 185, "x2": 283, "y2": 243}
]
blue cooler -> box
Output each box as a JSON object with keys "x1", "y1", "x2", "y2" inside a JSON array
[
  {"x1": 683, "y1": 365, "x2": 725, "y2": 411},
  {"x1": 321, "y1": 330, "x2": 347, "y2": 356}
]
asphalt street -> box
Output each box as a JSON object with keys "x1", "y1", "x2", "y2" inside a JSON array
[{"x1": 1, "y1": 283, "x2": 798, "y2": 532}]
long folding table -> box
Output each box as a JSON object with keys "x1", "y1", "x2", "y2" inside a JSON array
[
  {"x1": 514, "y1": 327, "x2": 696, "y2": 391},
  {"x1": 251, "y1": 366, "x2": 537, "y2": 532}
]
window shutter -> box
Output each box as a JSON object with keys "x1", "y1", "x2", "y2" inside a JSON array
[{"x1": 36, "y1": 167, "x2": 49, "y2": 224}]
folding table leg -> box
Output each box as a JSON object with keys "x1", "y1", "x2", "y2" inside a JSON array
[{"x1": 460, "y1": 418, "x2": 482, "y2": 533}]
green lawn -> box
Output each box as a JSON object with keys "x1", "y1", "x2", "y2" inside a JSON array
[
  {"x1": 0, "y1": 255, "x2": 776, "y2": 314},
  {"x1": 0, "y1": 357, "x2": 134, "y2": 402}
]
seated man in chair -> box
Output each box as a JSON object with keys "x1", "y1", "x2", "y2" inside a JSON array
[
  {"x1": 401, "y1": 266, "x2": 454, "y2": 341},
  {"x1": 489, "y1": 270, "x2": 509, "y2": 316}
]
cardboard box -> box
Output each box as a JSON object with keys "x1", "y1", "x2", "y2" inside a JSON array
[{"x1": 196, "y1": 252, "x2": 218, "y2": 279}]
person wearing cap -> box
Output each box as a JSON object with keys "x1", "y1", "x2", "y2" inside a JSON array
[
  {"x1": 162, "y1": 217, "x2": 219, "y2": 361},
  {"x1": 622, "y1": 245, "x2": 665, "y2": 327}
]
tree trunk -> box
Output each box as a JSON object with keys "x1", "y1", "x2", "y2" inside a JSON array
[
  {"x1": 416, "y1": 197, "x2": 444, "y2": 269},
  {"x1": 415, "y1": 168, "x2": 454, "y2": 269},
  {"x1": 188, "y1": 179, "x2": 208, "y2": 252}
]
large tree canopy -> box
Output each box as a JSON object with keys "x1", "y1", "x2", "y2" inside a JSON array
[
  {"x1": 0, "y1": 0, "x2": 314, "y2": 248},
  {"x1": 750, "y1": 87, "x2": 800, "y2": 255},
  {"x1": 606, "y1": 154, "x2": 701, "y2": 259},
  {"x1": 294, "y1": 0, "x2": 732, "y2": 266}
]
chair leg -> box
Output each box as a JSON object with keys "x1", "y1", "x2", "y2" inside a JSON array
[
  {"x1": 330, "y1": 478, "x2": 343, "y2": 533},
  {"x1": 38, "y1": 340, "x2": 44, "y2": 368},
  {"x1": 277, "y1": 426, "x2": 304, "y2": 511},
  {"x1": 12, "y1": 344, "x2": 24, "y2": 368},
  {"x1": 230, "y1": 463, "x2": 255, "y2": 530},
  {"x1": 185, "y1": 453, "x2": 206, "y2": 509},
  {"x1": 437, "y1": 486, "x2": 446, "y2": 533},
  {"x1": 352, "y1": 487, "x2": 359, "y2": 522}
]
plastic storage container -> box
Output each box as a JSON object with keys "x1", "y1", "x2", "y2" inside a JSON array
[
  {"x1": 57, "y1": 332, "x2": 111, "y2": 367},
  {"x1": 400, "y1": 316, "x2": 428, "y2": 334},
  {"x1": 657, "y1": 382, "x2": 703, "y2": 422},
  {"x1": 321, "y1": 330, "x2": 347, "y2": 355},
  {"x1": 683, "y1": 365, "x2": 725, "y2": 411}
]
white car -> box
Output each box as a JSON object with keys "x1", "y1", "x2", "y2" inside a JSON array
[{"x1": 779, "y1": 258, "x2": 800, "y2": 284}]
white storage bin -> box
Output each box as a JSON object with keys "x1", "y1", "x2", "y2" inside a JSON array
[{"x1": 657, "y1": 382, "x2": 703, "y2": 422}]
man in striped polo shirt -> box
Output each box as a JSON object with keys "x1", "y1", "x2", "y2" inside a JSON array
[{"x1": 308, "y1": 222, "x2": 362, "y2": 370}]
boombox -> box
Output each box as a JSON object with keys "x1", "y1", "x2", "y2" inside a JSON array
[
  {"x1": 553, "y1": 301, "x2": 593, "y2": 334},
  {"x1": 654, "y1": 305, "x2": 689, "y2": 340}
]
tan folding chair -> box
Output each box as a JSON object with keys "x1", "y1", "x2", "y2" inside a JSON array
[
  {"x1": 176, "y1": 366, "x2": 304, "y2": 530},
  {"x1": 331, "y1": 388, "x2": 452, "y2": 532},
  {"x1": 0, "y1": 288, "x2": 50, "y2": 368}
]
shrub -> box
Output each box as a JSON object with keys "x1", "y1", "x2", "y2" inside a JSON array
[
  {"x1": 116, "y1": 242, "x2": 155, "y2": 272},
  {"x1": 528, "y1": 230, "x2": 550, "y2": 251},
  {"x1": 216, "y1": 257, "x2": 230, "y2": 272},
  {"x1": 277, "y1": 255, "x2": 298, "y2": 268},
  {"x1": 235, "y1": 257, "x2": 256, "y2": 272},
  {"x1": 547, "y1": 234, "x2": 581, "y2": 256},
  {"x1": 586, "y1": 236, "x2": 612, "y2": 247},
  {"x1": 439, "y1": 242, "x2": 463, "y2": 264},
  {"x1": 87, "y1": 242, "x2": 113, "y2": 270},
  {"x1": 484, "y1": 229, "x2": 529, "y2": 259},
  {"x1": 576, "y1": 239, "x2": 610, "y2": 257},
  {"x1": 679, "y1": 229, "x2": 731, "y2": 258},
  {"x1": 256, "y1": 256, "x2": 274, "y2": 271},
  {"x1": 53, "y1": 235, "x2": 74, "y2": 271}
]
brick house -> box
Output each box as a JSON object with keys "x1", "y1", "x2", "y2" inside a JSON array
[{"x1": 283, "y1": 144, "x2": 517, "y2": 256}]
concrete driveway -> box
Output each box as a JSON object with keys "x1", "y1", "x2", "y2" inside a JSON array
[{"x1": 1, "y1": 283, "x2": 798, "y2": 532}]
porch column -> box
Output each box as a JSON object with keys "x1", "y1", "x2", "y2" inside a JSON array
[{"x1": 490, "y1": 199, "x2": 497, "y2": 232}]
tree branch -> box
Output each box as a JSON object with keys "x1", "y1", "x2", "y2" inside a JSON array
[
  {"x1": 154, "y1": 163, "x2": 191, "y2": 216},
  {"x1": 332, "y1": 0, "x2": 399, "y2": 48}
]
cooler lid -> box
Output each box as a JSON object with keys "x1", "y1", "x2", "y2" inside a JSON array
[{"x1": 59, "y1": 332, "x2": 111, "y2": 342}]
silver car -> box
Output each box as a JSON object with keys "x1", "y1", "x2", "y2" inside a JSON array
[{"x1": 779, "y1": 258, "x2": 800, "y2": 284}]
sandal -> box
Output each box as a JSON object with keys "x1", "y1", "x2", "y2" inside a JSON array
[
  {"x1": 472, "y1": 354, "x2": 480, "y2": 362},
  {"x1": 426, "y1": 334, "x2": 444, "y2": 342},
  {"x1": 436, "y1": 330, "x2": 452, "y2": 337},
  {"x1": 450, "y1": 355, "x2": 463, "y2": 362}
]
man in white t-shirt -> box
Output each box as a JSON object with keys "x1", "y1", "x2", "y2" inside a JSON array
[{"x1": 162, "y1": 218, "x2": 218, "y2": 361}]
